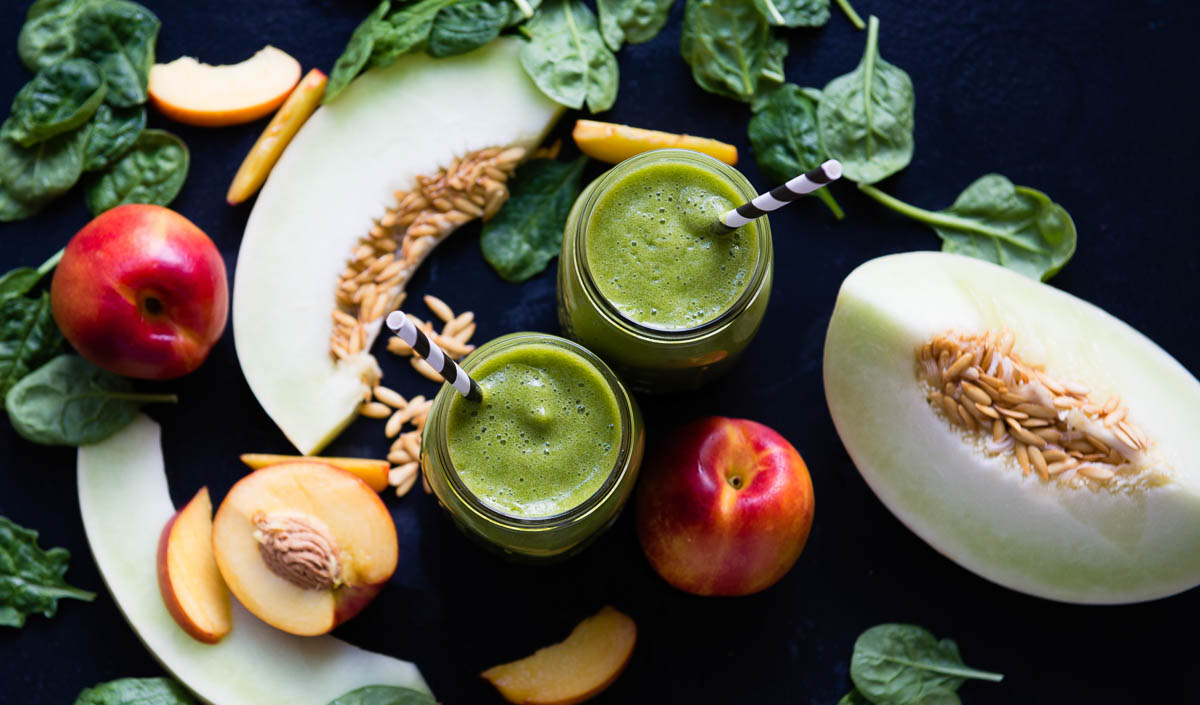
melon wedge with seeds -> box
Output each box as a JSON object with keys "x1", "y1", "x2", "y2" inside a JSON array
[
  {"x1": 823, "y1": 252, "x2": 1200, "y2": 604},
  {"x1": 78, "y1": 415, "x2": 430, "y2": 704},
  {"x1": 233, "y1": 38, "x2": 563, "y2": 455}
]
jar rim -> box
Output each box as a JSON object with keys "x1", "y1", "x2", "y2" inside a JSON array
[{"x1": 571, "y1": 148, "x2": 773, "y2": 342}]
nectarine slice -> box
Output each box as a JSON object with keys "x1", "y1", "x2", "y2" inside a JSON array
[
  {"x1": 481, "y1": 606, "x2": 636, "y2": 705},
  {"x1": 149, "y1": 46, "x2": 301, "y2": 127},
  {"x1": 238, "y1": 453, "x2": 389, "y2": 492},
  {"x1": 157, "y1": 487, "x2": 232, "y2": 644},
  {"x1": 212, "y1": 462, "x2": 397, "y2": 636},
  {"x1": 573, "y1": 119, "x2": 738, "y2": 166}
]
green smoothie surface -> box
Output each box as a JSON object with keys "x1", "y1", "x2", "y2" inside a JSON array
[
  {"x1": 446, "y1": 342, "x2": 621, "y2": 518},
  {"x1": 584, "y1": 159, "x2": 760, "y2": 330}
]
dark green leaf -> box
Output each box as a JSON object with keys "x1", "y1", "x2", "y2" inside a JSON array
[
  {"x1": 755, "y1": 0, "x2": 830, "y2": 28},
  {"x1": 598, "y1": 0, "x2": 674, "y2": 51},
  {"x1": 859, "y1": 175, "x2": 1077, "y2": 281},
  {"x1": 83, "y1": 103, "x2": 145, "y2": 172},
  {"x1": 85, "y1": 128, "x2": 188, "y2": 215},
  {"x1": 520, "y1": 0, "x2": 618, "y2": 113},
  {"x1": 324, "y1": 0, "x2": 393, "y2": 105},
  {"x1": 817, "y1": 15, "x2": 914, "y2": 184},
  {"x1": 0, "y1": 249, "x2": 62, "y2": 301},
  {"x1": 428, "y1": 1, "x2": 512, "y2": 58},
  {"x1": 0, "y1": 293, "x2": 64, "y2": 406},
  {"x1": 6, "y1": 354, "x2": 177, "y2": 446},
  {"x1": 368, "y1": 0, "x2": 458, "y2": 69},
  {"x1": 326, "y1": 685, "x2": 437, "y2": 705},
  {"x1": 0, "y1": 514, "x2": 94, "y2": 628},
  {"x1": 748, "y1": 84, "x2": 843, "y2": 218},
  {"x1": 17, "y1": 0, "x2": 89, "y2": 73},
  {"x1": 850, "y1": 624, "x2": 1003, "y2": 705},
  {"x1": 71, "y1": 0, "x2": 160, "y2": 107},
  {"x1": 3, "y1": 58, "x2": 107, "y2": 147},
  {"x1": 481, "y1": 156, "x2": 586, "y2": 282},
  {"x1": 914, "y1": 691, "x2": 962, "y2": 705},
  {"x1": 74, "y1": 677, "x2": 195, "y2": 705},
  {"x1": 0, "y1": 126, "x2": 88, "y2": 220},
  {"x1": 836, "y1": 690, "x2": 873, "y2": 705},
  {"x1": 680, "y1": 0, "x2": 787, "y2": 105}
]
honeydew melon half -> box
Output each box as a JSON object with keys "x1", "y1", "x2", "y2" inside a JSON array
[
  {"x1": 823, "y1": 252, "x2": 1200, "y2": 604},
  {"x1": 233, "y1": 38, "x2": 562, "y2": 455},
  {"x1": 78, "y1": 415, "x2": 430, "y2": 705}
]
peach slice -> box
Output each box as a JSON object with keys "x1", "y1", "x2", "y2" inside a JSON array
[
  {"x1": 238, "y1": 453, "x2": 389, "y2": 493},
  {"x1": 157, "y1": 487, "x2": 232, "y2": 644},
  {"x1": 481, "y1": 606, "x2": 636, "y2": 705},
  {"x1": 572, "y1": 119, "x2": 738, "y2": 166},
  {"x1": 149, "y1": 46, "x2": 301, "y2": 127},
  {"x1": 211, "y1": 462, "x2": 397, "y2": 636}
]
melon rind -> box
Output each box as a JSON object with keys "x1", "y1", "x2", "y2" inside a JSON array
[
  {"x1": 77, "y1": 415, "x2": 430, "y2": 705},
  {"x1": 233, "y1": 38, "x2": 563, "y2": 455},
  {"x1": 823, "y1": 252, "x2": 1200, "y2": 604}
]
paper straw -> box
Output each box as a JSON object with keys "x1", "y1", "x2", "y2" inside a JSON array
[
  {"x1": 717, "y1": 159, "x2": 843, "y2": 231},
  {"x1": 385, "y1": 311, "x2": 482, "y2": 401}
]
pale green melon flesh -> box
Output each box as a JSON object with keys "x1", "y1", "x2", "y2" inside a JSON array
[
  {"x1": 824, "y1": 252, "x2": 1200, "y2": 604},
  {"x1": 233, "y1": 38, "x2": 563, "y2": 455},
  {"x1": 77, "y1": 415, "x2": 430, "y2": 704}
]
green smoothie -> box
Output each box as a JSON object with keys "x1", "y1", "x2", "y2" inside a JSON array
[
  {"x1": 583, "y1": 159, "x2": 760, "y2": 330},
  {"x1": 445, "y1": 341, "x2": 621, "y2": 518}
]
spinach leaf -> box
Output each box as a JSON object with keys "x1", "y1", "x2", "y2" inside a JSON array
[
  {"x1": 71, "y1": 0, "x2": 160, "y2": 107},
  {"x1": 324, "y1": 0, "x2": 393, "y2": 104},
  {"x1": 0, "y1": 514, "x2": 94, "y2": 628},
  {"x1": 850, "y1": 624, "x2": 1003, "y2": 705},
  {"x1": 859, "y1": 175, "x2": 1077, "y2": 281},
  {"x1": 680, "y1": 0, "x2": 787, "y2": 106},
  {"x1": 817, "y1": 15, "x2": 914, "y2": 184},
  {"x1": 368, "y1": 0, "x2": 459, "y2": 69},
  {"x1": 837, "y1": 690, "x2": 873, "y2": 705},
  {"x1": 748, "y1": 84, "x2": 843, "y2": 218},
  {"x1": 598, "y1": 0, "x2": 674, "y2": 51},
  {"x1": 6, "y1": 354, "x2": 177, "y2": 446},
  {"x1": 428, "y1": 0, "x2": 513, "y2": 58},
  {"x1": 17, "y1": 0, "x2": 89, "y2": 73},
  {"x1": 74, "y1": 677, "x2": 195, "y2": 705},
  {"x1": 0, "y1": 250, "x2": 61, "y2": 301},
  {"x1": 0, "y1": 126, "x2": 88, "y2": 220},
  {"x1": 755, "y1": 0, "x2": 829, "y2": 28},
  {"x1": 85, "y1": 128, "x2": 188, "y2": 215},
  {"x1": 520, "y1": 0, "x2": 618, "y2": 113},
  {"x1": 481, "y1": 156, "x2": 587, "y2": 282},
  {"x1": 3, "y1": 58, "x2": 107, "y2": 148},
  {"x1": 835, "y1": 0, "x2": 865, "y2": 30},
  {"x1": 0, "y1": 293, "x2": 64, "y2": 407},
  {"x1": 326, "y1": 685, "x2": 437, "y2": 705},
  {"x1": 83, "y1": 103, "x2": 145, "y2": 172}
]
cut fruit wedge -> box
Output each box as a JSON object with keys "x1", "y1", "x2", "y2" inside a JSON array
[
  {"x1": 157, "y1": 487, "x2": 232, "y2": 644},
  {"x1": 239, "y1": 453, "x2": 389, "y2": 492},
  {"x1": 233, "y1": 38, "x2": 562, "y2": 455},
  {"x1": 823, "y1": 252, "x2": 1200, "y2": 603},
  {"x1": 572, "y1": 119, "x2": 738, "y2": 165},
  {"x1": 481, "y1": 606, "x2": 636, "y2": 705},
  {"x1": 149, "y1": 46, "x2": 302, "y2": 127},
  {"x1": 78, "y1": 416, "x2": 429, "y2": 704}
]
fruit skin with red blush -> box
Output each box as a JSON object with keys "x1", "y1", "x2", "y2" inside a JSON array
[
  {"x1": 51, "y1": 204, "x2": 228, "y2": 380},
  {"x1": 636, "y1": 416, "x2": 815, "y2": 596}
]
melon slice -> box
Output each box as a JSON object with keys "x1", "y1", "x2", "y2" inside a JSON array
[
  {"x1": 78, "y1": 415, "x2": 430, "y2": 704},
  {"x1": 823, "y1": 252, "x2": 1200, "y2": 604},
  {"x1": 233, "y1": 38, "x2": 563, "y2": 455}
]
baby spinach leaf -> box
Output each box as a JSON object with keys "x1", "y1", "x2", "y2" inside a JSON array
[
  {"x1": 481, "y1": 156, "x2": 587, "y2": 282},
  {"x1": 0, "y1": 125, "x2": 88, "y2": 220},
  {"x1": 17, "y1": 0, "x2": 90, "y2": 73},
  {"x1": 428, "y1": 0, "x2": 513, "y2": 58},
  {"x1": 326, "y1": 685, "x2": 437, "y2": 705},
  {"x1": 71, "y1": 0, "x2": 160, "y2": 107},
  {"x1": 755, "y1": 0, "x2": 830, "y2": 28},
  {"x1": 0, "y1": 514, "x2": 95, "y2": 628},
  {"x1": 850, "y1": 624, "x2": 1003, "y2": 705},
  {"x1": 859, "y1": 174, "x2": 1077, "y2": 281},
  {"x1": 325, "y1": 0, "x2": 393, "y2": 104},
  {"x1": 85, "y1": 128, "x2": 188, "y2": 215},
  {"x1": 74, "y1": 677, "x2": 195, "y2": 705},
  {"x1": 0, "y1": 293, "x2": 64, "y2": 407},
  {"x1": 3, "y1": 58, "x2": 107, "y2": 148},
  {"x1": 369, "y1": 0, "x2": 459, "y2": 69},
  {"x1": 837, "y1": 690, "x2": 873, "y2": 705},
  {"x1": 748, "y1": 84, "x2": 843, "y2": 218},
  {"x1": 817, "y1": 15, "x2": 914, "y2": 184},
  {"x1": 598, "y1": 0, "x2": 674, "y2": 51},
  {"x1": 6, "y1": 354, "x2": 177, "y2": 446},
  {"x1": 83, "y1": 103, "x2": 145, "y2": 172},
  {"x1": 680, "y1": 0, "x2": 787, "y2": 106},
  {"x1": 521, "y1": 0, "x2": 618, "y2": 113}
]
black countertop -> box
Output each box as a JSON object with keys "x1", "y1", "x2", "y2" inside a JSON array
[{"x1": 3, "y1": 0, "x2": 1198, "y2": 702}]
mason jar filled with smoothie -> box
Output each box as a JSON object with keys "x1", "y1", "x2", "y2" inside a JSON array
[
  {"x1": 558, "y1": 149, "x2": 773, "y2": 393},
  {"x1": 420, "y1": 332, "x2": 644, "y2": 560}
]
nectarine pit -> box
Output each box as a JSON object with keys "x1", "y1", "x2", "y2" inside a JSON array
[{"x1": 252, "y1": 511, "x2": 343, "y2": 591}]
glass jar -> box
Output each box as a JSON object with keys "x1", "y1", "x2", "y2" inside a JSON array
[
  {"x1": 420, "y1": 332, "x2": 645, "y2": 561},
  {"x1": 557, "y1": 149, "x2": 774, "y2": 394}
]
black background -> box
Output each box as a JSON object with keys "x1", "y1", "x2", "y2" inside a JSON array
[{"x1": 2, "y1": 0, "x2": 1198, "y2": 702}]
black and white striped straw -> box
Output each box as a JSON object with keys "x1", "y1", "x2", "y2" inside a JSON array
[
  {"x1": 717, "y1": 159, "x2": 843, "y2": 231},
  {"x1": 385, "y1": 310, "x2": 482, "y2": 402}
]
